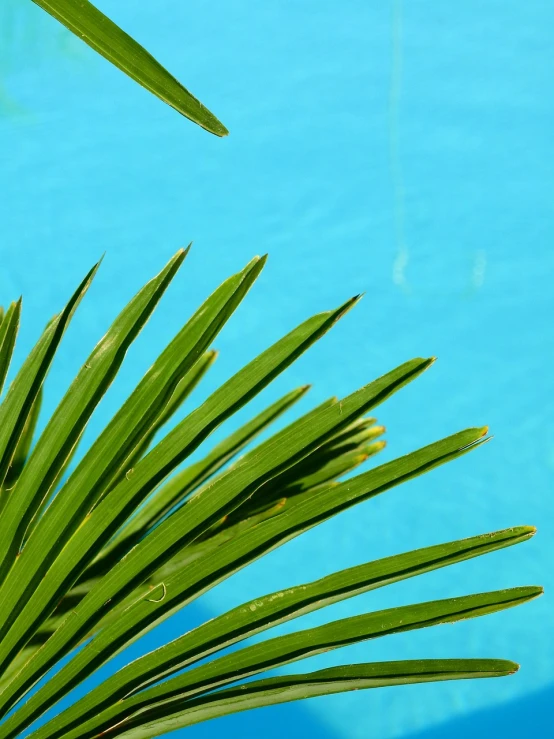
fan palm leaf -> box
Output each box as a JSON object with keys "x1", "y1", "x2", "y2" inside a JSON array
[{"x1": 0, "y1": 252, "x2": 540, "y2": 739}]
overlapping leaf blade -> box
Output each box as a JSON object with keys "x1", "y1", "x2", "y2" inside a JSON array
[
  {"x1": 0, "y1": 293, "x2": 359, "y2": 686},
  {"x1": 64, "y1": 411, "x2": 384, "y2": 637},
  {"x1": 29, "y1": 526, "x2": 534, "y2": 739},
  {"x1": 4, "y1": 384, "x2": 313, "y2": 663},
  {"x1": 2, "y1": 389, "x2": 42, "y2": 494},
  {"x1": 0, "y1": 424, "x2": 488, "y2": 729},
  {"x1": 34, "y1": 586, "x2": 540, "y2": 739},
  {"x1": 0, "y1": 253, "x2": 265, "y2": 651},
  {"x1": 0, "y1": 300, "x2": 21, "y2": 399},
  {"x1": 222, "y1": 420, "x2": 386, "y2": 527},
  {"x1": 31, "y1": 0, "x2": 228, "y2": 135},
  {"x1": 0, "y1": 264, "x2": 98, "y2": 527},
  {"x1": 113, "y1": 661, "x2": 519, "y2": 739},
  {"x1": 0, "y1": 250, "x2": 187, "y2": 584},
  {"x1": 99, "y1": 348, "x2": 218, "y2": 498},
  {"x1": 109, "y1": 383, "x2": 314, "y2": 552}
]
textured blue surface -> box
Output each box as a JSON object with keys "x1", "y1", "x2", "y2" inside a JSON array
[{"x1": 0, "y1": 1, "x2": 553, "y2": 737}]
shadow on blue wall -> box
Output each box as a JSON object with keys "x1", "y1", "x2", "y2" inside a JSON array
[{"x1": 404, "y1": 684, "x2": 553, "y2": 739}]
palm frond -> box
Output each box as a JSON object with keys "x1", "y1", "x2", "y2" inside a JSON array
[{"x1": 0, "y1": 253, "x2": 540, "y2": 739}]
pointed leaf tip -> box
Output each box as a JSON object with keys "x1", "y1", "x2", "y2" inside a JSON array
[
  {"x1": 246, "y1": 254, "x2": 268, "y2": 271},
  {"x1": 334, "y1": 294, "x2": 362, "y2": 321},
  {"x1": 31, "y1": 0, "x2": 229, "y2": 137}
]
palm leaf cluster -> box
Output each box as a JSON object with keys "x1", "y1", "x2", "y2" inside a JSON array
[{"x1": 0, "y1": 251, "x2": 540, "y2": 738}]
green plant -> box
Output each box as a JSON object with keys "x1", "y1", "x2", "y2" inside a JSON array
[
  {"x1": 0, "y1": 251, "x2": 540, "y2": 738},
  {"x1": 29, "y1": 0, "x2": 227, "y2": 135}
]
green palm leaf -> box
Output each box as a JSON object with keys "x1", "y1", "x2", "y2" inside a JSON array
[
  {"x1": 0, "y1": 254, "x2": 540, "y2": 739},
  {"x1": 0, "y1": 300, "x2": 21, "y2": 399},
  {"x1": 113, "y1": 661, "x2": 519, "y2": 739},
  {"x1": 48, "y1": 586, "x2": 539, "y2": 739},
  {"x1": 111, "y1": 383, "x2": 314, "y2": 548},
  {"x1": 0, "y1": 250, "x2": 186, "y2": 583},
  {"x1": 27, "y1": 527, "x2": 534, "y2": 739},
  {"x1": 31, "y1": 0, "x2": 228, "y2": 135},
  {"x1": 0, "y1": 264, "x2": 98, "y2": 516}
]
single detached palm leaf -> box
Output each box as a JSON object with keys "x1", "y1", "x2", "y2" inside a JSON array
[
  {"x1": 31, "y1": 0, "x2": 228, "y2": 136},
  {"x1": 0, "y1": 252, "x2": 540, "y2": 739}
]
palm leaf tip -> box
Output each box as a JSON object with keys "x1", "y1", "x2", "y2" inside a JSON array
[
  {"x1": 31, "y1": 0, "x2": 229, "y2": 137},
  {"x1": 335, "y1": 293, "x2": 363, "y2": 321}
]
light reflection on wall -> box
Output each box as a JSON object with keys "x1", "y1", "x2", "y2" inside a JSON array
[{"x1": 388, "y1": 0, "x2": 486, "y2": 299}]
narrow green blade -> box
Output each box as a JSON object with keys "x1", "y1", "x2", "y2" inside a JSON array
[
  {"x1": 111, "y1": 383, "x2": 313, "y2": 549},
  {"x1": 140, "y1": 587, "x2": 535, "y2": 706},
  {"x1": 220, "y1": 425, "x2": 386, "y2": 529},
  {"x1": 32, "y1": 0, "x2": 228, "y2": 136},
  {"x1": 31, "y1": 525, "x2": 533, "y2": 739},
  {"x1": 0, "y1": 250, "x2": 187, "y2": 584},
  {"x1": 32, "y1": 357, "x2": 424, "y2": 649},
  {"x1": 37, "y1": 587, "x2": 539, "y2": 739},
  {"x1": 0, "y1": 299, "x2": 21, "y2": 398},
  {"x1": 2, "y1": 492, "x2": 290, "y2": 684},
  {"x1": 0, "y1": 264, "x2": 98, "y2": 511},
  {"x1": 0, "y1": 254, "x2": 265, "y2": 645},
  {"x1": 114, "y1": 661, "x2": 519, "y2": 739},
  {"x1": 29, "y1": 349, "x2": 217, "y2": 539},
  {"x1": 0, "y1": 424, "x2": 485, "y2": 728},
  {"x1": 2, "y1": 388, "x2": 43, "y2": 493},
  {"x1": 0, "y1": 295, "x2": 359, "y2": 681},
  {"x1": 6, "y1": 352, "x2": 219, "y2": 656},
  {"x1": 100, "y1": 348, "x2": 218, "y2": 495}
]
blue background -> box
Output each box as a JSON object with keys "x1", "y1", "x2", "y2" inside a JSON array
[{"x1": 0, "y1": 1, "x2": 552, "y2": 737}]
